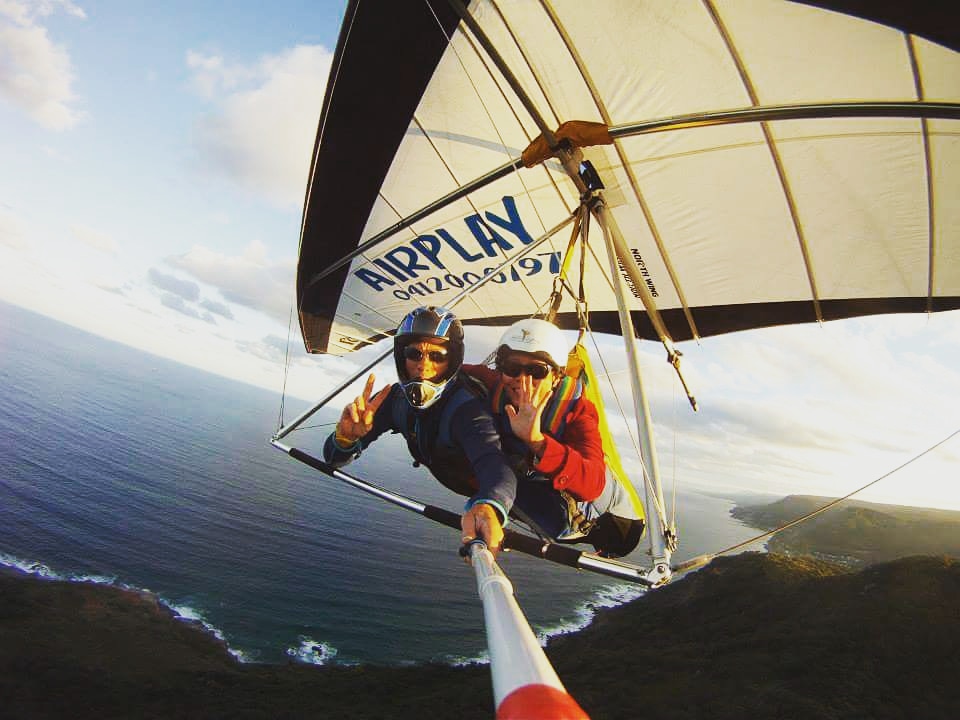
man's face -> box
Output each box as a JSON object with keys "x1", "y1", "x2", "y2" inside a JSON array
[{"x1": 403, "y1": 340, "x2": 450, "y2": 382}]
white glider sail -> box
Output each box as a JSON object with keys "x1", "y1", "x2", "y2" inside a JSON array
[{"x1": 297, "y1": 0, "x2": 960, "y2": 358}]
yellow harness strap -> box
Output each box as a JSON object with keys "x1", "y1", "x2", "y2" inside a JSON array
[{"x1": 565, "y1": 344, "x2": 646, "y2": 519}]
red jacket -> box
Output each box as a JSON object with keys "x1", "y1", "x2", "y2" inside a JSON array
[{"x1": 462, "y1": 365, "x2": 606, "y2": 502}]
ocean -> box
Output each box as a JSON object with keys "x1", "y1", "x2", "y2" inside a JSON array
[{"x1": 0, "y1": 300, "x2": 761, "y2": 666}]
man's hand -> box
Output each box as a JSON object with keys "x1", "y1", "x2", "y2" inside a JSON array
[
  {"x1": 336, "y1": 374, "x2": 391, "y2": 445},
  {"x1": 461, "y1": 502, "x2": 504, "y2": 557}
]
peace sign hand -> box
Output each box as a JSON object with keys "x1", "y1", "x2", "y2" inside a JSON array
[{"x1": 336, "y1": 374, "x2": 392, "y2": 444}]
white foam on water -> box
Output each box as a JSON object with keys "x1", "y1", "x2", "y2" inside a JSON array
[
  {"x1": 438, "y1": 581, "x2": 647, "y2": 666},
  {"x1": 534, "y1": 582, "x2": 647, "y2": 645},
  {"x1": 161, "y1": 598, "x2": 233, "y2": 647},
  {"x1": 445, "y1": 649, "x2": 490, "y2": 667},
  {"x1": 1, "y1": 553, "x2": 65, "y2": 580},
  {"x1": 285, "y1": 636, "x2": 339, "y2": 666}
]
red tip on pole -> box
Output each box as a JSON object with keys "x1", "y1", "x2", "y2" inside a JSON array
[{"x1": 496, "y1": 684, "x2": 590, "y2": 720}]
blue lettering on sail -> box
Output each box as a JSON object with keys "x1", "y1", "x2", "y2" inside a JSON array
[
  {"x1": 385, "y1": 246, "x2": 430, "y2": 278},
  {"x1": 410, "y1": 234, "x2": 446, "y2": 269},
  {"x1": 353, "y1": 196, "x2": 538, "y2": 293},
  {"x1": 355, "y1": 268, "x2": 396, "y2": 291},
  {"x1": 485, "y1": 195, "x2": 533, "y2": 246},
  {"x1": 373, "y1": 257, "x2": 407, "y2": 281},
  {"x1": 437, "y1": 228, "x2": 483, "y2": 262},
  {"x1": 465, "y1": 215, "x2": 513, "y2": 257}
]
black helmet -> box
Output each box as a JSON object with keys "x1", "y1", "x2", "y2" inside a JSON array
[{"x1": 393, "y1": 306, "x2": 464, "y2": 409}]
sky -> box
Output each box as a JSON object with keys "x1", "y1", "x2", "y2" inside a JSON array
[{"x1": 1, "y1": 0, "x2": 958, "y2": 513}]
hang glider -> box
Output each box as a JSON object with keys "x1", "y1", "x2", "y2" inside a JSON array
[
  {"x1": 277, "y1": 0, "x2": 960, "y2": 580},
  {"x1": 274, "y1": 3, "x2": 960, "y2": 711}
]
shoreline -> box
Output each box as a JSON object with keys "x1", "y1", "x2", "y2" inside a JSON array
[
  {"x1": 0, "y1": 551, "x2": 646, "y2": 670},
  {"x1": 4, "y1": 553, "x2": 958, "y2": 720}
]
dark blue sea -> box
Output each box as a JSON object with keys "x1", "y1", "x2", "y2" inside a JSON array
[{"x1": 0, "y1": 300, "x2": 761, "y2": 666}]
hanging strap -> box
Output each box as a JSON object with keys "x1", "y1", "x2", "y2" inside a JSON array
[
  {"x1": 545, "y1": 206, "x2": 584, "y2": 321},
  {"x1": 567, "y1": 344, "x2": 646, "y2": 520}
]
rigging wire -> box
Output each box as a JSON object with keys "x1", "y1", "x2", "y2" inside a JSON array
[
  {"x1": 277, "y1": 302, "x2": 296, "y2": 433},
  {"x1": 296, "y1": 421, "x2": 338, "y2": 433},
  {"x1": 706, "y1": 426, "x2": 960, "y2": 560},
  {"x1": 670, "y1": 368, "x2": 678, "y2": 532}
]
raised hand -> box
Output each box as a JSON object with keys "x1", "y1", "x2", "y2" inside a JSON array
[
  {"x1": 504, "y1": 373, "x2": 553, "y2": 447},
  {"x1": 336, "y1": 374, "x2": 392, "y2": 444}
]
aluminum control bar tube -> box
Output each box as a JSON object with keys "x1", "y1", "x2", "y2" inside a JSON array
[
  {"x1": 467, "y1": 541, "x2": 589, "y2": 720},
  {"x1": 595, "y1": 202, "x2": 673, "y2": 583},
  {"x1": 271, "y1": 441, "x2": 655, "y2": 585}
]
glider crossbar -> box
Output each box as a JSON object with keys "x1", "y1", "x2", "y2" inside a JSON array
[
  {"x1": 308, "y1": 158, "x2": 521, "y2": 285},
  {"x1": 271, "y1": 440, "x2": 654, "y2": 585},
  {"x1": 273, "y1": 347, "x2": 393, "y2": 440},
  {"x1": 609, "y1": 101, "x2": 960, "y2": 138}
]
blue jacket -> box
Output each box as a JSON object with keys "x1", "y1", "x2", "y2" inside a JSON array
[{"x1": 322, "y1": 376, "x2": 516, "y2": 522}]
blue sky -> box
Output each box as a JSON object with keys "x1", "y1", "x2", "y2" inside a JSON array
[
  {"x1": 0, "y1": 0, "x2": 351, "y2": 394},
  {"x1": 1, "y1": 1, "x2": 958, "y2": 512}
]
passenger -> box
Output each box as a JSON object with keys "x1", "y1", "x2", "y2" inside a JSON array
[
  {"x1": 463, "y1": 318, "x2": 645, "y2": 558},
  {"x1": 322, "y1": 306, "x2": 515, "y2": 554}
]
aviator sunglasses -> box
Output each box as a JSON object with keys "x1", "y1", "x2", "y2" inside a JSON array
[
  {"x1": 403, "y1": 346, "x2": 449, "y2": 363},
  {"x1": 497, "y1": 359, "x2": 553, "y2": 380}
]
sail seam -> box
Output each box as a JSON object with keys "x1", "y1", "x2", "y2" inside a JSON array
[
  {"x1": 490, "y1": 0, "x2": 561, "y2": 129},
  {"x1": 907, "y1": 34, "x2": 935, "y2": 313},
  {"x1": 485, "y1": 0, "x2": 577, "y2": 221},
  {"x1": 430, "y1": 5, "x2": 555, "y2": 312},
  {"x1": 704, "y1": 0, "x2": 823, "y2": 323},
  {"x1": 539, "y1": 0, "x2": 701, "y2": 342},
  {"x1": 456, "y1": 17, "x2": 572, "y2": 260}
]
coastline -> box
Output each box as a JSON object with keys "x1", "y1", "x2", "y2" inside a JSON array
[
  {"x1": 5, "y1": 552, "x2": 959, "y2": 720},
  {"x1": 0, "y1": 551, "x2": 646, "y2": 670}
]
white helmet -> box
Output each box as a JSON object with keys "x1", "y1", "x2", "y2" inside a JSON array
[{"x1": 496, "y1": 318, "x2": 569, "y2": 370}]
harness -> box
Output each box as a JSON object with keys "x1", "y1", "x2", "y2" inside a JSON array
[{"x1": 391, "y1": 373, "x2": 487, "y2": 467}]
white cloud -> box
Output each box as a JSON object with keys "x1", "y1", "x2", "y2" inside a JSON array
[
  {"x1": 186, "y1": 50, "x2": 252, "y2": 98},
  {"x1": 0, "y1": 1, "x2": 87, "y2": 23},
  {"x1": 168, "y1": 241, "x2": 294, "y2": 323},
  {"x1": 189, "y1": 44, "x2": 332, "y2": 208},
  {"x1": 0, "y1": 1, "x2": 84, "y2": 130},
  {"x1": 236, "y1": 335, "x2": 289, "y2": 363},
  {"x1": 582, "y1": 311, "x2": 960, "y2": 509},
  {"x1": 148, "y1": 267, "x2": 200, "y2": 301},
  {"x1": 199, "y1": 297, "x2": 234, "y2": 320},
  {"x1": 71, "y1": 223, "x2": 116, "y2": 254}
]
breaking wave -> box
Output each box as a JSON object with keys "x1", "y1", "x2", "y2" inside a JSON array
[{"x1": 285, "y1": 636, "x2": 341, "y2": 665}]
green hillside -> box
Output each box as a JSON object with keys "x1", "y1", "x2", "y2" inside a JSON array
[{"x1": 732, "y1": 495, "x2": 960, "y2": 567}]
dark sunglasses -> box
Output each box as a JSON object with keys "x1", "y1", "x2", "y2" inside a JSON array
[
  {"x1": 497, "y1": 360, "x2": 553, "y2": 380},
  {"x1": 403, "y1": 346, "x2": 449, "y2": 363}
]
